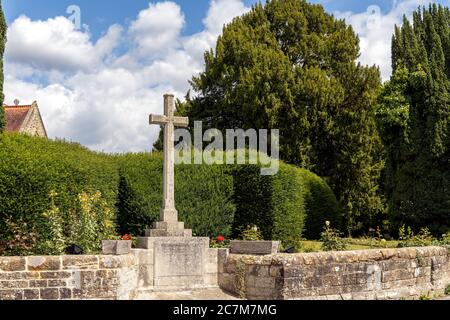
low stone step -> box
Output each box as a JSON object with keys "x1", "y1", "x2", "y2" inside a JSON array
[{"x1": 144, "y1": 228, "x2": 192, "y2": 238}]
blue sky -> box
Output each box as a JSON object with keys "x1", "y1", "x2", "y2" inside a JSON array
[
  {"x1": 3, "y1": 0, "x2": 415, "y2": 40},
  {"x1": 1, "y1": 0, "x2": 444, "y2": 152}
]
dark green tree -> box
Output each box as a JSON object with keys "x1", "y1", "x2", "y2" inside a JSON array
[
  {"x1": 377, "y1": 4, "x2": 450, "y2": 234},
  {"x1": 0, "y1": 2, "x2": 7, "y2": 132},
  {"x1": 181, "y1": 0, "x2": 384, "y2": 235}
]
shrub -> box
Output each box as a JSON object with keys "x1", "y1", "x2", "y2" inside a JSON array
[
  {"x1": 320, "y1": 221, "x2": 348, "y2": 252},
  {"x1": 397, "y1": 225, "x2": 436, "y2": 248},
  {"x1": 239, "y1": 225, "x2": 263, "y2": 241},
  {"x1": 0, "y1": 134, "x2": 339, "y2": 255},
  {"x1": 0, "y1": 134, "x2": 118, "y2": 255},
  {"x1": 115, "y1": 153, "x2": 236, "y2": 238},
  {"x1": 231, "y1": 162, "x2": 340, "y2": 247},
  {"x1": 299, "y1": 169, "x2": 343, "y2": 239},
  {"x1": 231, "y1": 162, "x2": 306, "y2": 248}
]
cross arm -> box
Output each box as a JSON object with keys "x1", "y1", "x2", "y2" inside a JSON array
[
  {"x1": 150, "y1": 114, "x2": 168, "y2": 125},
  {"x1": 173, "y1": 116, "x2": 189, "y2": 128}
]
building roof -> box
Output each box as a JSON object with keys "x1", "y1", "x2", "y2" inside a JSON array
[{"x1": 4, "y1": 105, "x2": 32, "y2": 132}]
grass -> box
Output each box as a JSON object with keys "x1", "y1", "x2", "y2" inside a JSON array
[{"x1": 296, "y1": 238, "x2": 399, "y2": 253}]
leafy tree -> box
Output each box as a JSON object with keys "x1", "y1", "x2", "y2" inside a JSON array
[
  {"x1": 377, "y1": 4, "x2": 450, "y2": 234},
  {"x1": 0, "y1": 2, "x2": 7, "y2": 132},
  {"x1": 181, "y1": 0, "x2": 384, "y2": 235}
]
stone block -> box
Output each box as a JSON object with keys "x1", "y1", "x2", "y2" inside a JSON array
[
  {"x1": 0, "y1": 289, "x2": 23, "y2": 300},
  {"x1": 63, "y1": 256, "x2": 99, "y2": 270},
  {"x1": 40, "y1": 271, "x2": 72, "y2": 279},
  {"x1": 40, "y1": 288, "x2": 59, "y2": 300},
  {"x1": 132, "y1": 249, "x2": 154, "y2": 265},
  {"x1": 48, "y1": 279, "x2": 67, "y2": 287},
  {"x1": 99, "y1": 254, "x2": 136, "y2": 269},
  {"x1": 230, "y1": 241, "x2": 280, "y2": 255},
  {"x1": 29, "y1": 280, "x2": 48, "y2": 288},
  {"x1": 153, "y1": 237, "x2": 208, "y2": 287},
  {"x1": 0, "y1": 257, "x2": 26, "y2": 272},
  {"x1": 23, "y1": 289, "x2": 40, "y2": 300},
  {"x1": 27, "y1": 256, "x2": 61, "y2": 271},
  {"x1": 0, "y1": 280, "x2": 28, "y2": 289},
  {"x1": 59, "y1": 288, "x2": 72, "y2": 300},
  {"x1": 218, "y1": 273, "x2": 236, "y2": 293},
  {"x1": 0, "y1": 272, "x2": 39, "y2": 281},
  {"x1": 217, "y1": 248, "x2": 229, "y2": 274},
  {"x1": 102, "y1": 240, "x2": 132, "y2": 255},
  {"x1": 138, "y1": 265, "x2": 154, "y2": 288}
]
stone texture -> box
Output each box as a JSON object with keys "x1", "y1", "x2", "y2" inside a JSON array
[
  {"x1": 102, "y1": 240, "x2": 132, "y2": 255},
  {"x1": 0, "y1": 253, "x2": 138, "y2": 300},
  {"x1": 219, "y1": 246, "x2": 450, "y2": 300},
  {"x1": 230, "y1": 241, "x2": 280, "y2": 255},
  {"x1": 27, "y1": 256, "x2": 61, "y2": 271},
  {"x1": 0, "y1": 257, "x2": 26, "y2": 272}
]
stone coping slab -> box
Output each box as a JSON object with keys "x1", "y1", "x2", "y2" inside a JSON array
[{"x1": 230, "y1": 241, "x2": 280, "y2": 255}]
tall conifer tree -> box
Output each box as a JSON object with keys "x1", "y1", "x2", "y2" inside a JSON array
[
  {"x1": 378, "y1": 4, "x2": 450, "y2": 234},
  {"x1": 181, "y1": 0, "x2": 384, "y2": 235}
]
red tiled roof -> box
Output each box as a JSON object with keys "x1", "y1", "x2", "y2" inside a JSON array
[{"x1": 4, "y1": 105, "x2": 31, "y2": 132}]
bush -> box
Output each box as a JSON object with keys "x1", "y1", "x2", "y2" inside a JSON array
[
  {"x1": 320, "y1": 221, "x2": 348, "y2": 252},
  {"x1": 0, "y1": 134, "x2": 340, "y2": 255},
  {"x1": 299, "y1": 170, "x2": 343, "y2": 239},
  {"x1": 397, "y1": 225, "x2": 436, "y2": 248},
  {"x1": 115, "y1": 153, "x2": 236, "y2": 238},
  {"x1": 0, "y1": 134, "x2": 118, "y2": 255}
]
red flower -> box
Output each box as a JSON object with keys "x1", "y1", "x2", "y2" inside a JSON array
[
  {"x1": 121, "y1": 234, "x2": 132, "y2": 241},
  {"x1": 217, "y1": 235, "x2": 225, "y2": 242}
]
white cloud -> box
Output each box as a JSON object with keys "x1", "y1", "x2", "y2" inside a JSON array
[
  {"x1": 129, "y1": 2, "x2": 185, "y2": 58},
  {"x1": 6, "y1": 16, "x2": 122, "y2": 72},
  {"x1": 335, "y1": 0, "x2": 431, "y2": 81},
  {"x1": 4, "y1": 1, "x2": 250, "y2": 153}
]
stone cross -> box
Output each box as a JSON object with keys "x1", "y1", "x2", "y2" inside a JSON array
[{"x1": 148, "y1": 94, "x2": 191, "y2": 237}]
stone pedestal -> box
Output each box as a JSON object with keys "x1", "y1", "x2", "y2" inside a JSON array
[
  {"x1": 136, "y1": 237, "x2": 218, "y2": 292},
  {"x1": 145, "y1": 221, "x2": 192, "y2": 238}
]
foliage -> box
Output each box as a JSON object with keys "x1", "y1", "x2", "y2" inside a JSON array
[
  {"x1": 0, "y1": 217, "x2": 38, "y2": 256},
  {"x1": 0, "y1": 3, "x2": 6, "y2": 132},
  {"x1": 378, "y1": 4, "x2": 450, "y2": 235},
  {"x1": 441, "y1": 233, "x2": 450, "y2": 245},
  {"x1": 320, "y1": 221, "x2": 348, "y2": 252},
  {"x1": 181, "y1": 0, "x2": 385, "y2": 236},
  {"x1": 0, "y1": 134, "x2": 339, "y2": 255},
  {"x1": 67, "y1": 191, "x2": 116, "y2": 254},
  {"x1": 239, "y1": 225, "x2": 263, "y2": 241},
  {"x1": 397, "y1": 225, "x2": 436, "y2": 248},
  {"x1": 0, "y1": 134, "x2": 118, "y2": 255},
  {"x1": 299, "y1": 169, "x2": 343, "y2": 239},
  {"x1": 115, "y1": 153, "x2": 236, "y2": 238},
  {"x1": 115, "y1": 173, "x2": 153, "y2": 237}
]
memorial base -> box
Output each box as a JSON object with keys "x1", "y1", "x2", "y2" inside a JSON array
[{"x1": 135, "y1": 237, "x2": 218, "y2": 292}]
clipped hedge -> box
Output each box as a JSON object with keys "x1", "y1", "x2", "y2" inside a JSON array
[
  {"x1": 0, "y1": 133, "x2": 118, "y2": 255},
  {"x1": 231, "y1": 163, "x2": 341, "y2": 247},
  {"x1": 299, "y1": 170, "x2": 343, "y2": 239},
  {"x1": 115, "y1": 153, "x2": 236, "y2": 238},
  {"x1": 0, "y1": 134, "x2": 340, "y2": 255}
]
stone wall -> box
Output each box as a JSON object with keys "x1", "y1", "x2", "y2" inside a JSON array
[
  {"x1": 219, "y1": 246, "x2": 450, "y2": 300},
  {"x1": 0, "y1": 254, "x2": 138, "y2": 300}
]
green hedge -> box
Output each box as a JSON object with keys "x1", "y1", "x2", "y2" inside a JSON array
[
  {"x1": 299, "y1": 170, "x2": 343, "y2": 239},
  {"x1": 0, "y1": 134, "x2": 340, "y2": 255},
  {"x1": 231, "y1": 163, "x2": 342, "y2": 247},
  {"x1": 0, "y1": 134, "x2": 118, "y2": 255},
  {"x1": 115, "y1": 153, "x2": 236, "y2": 238}
]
